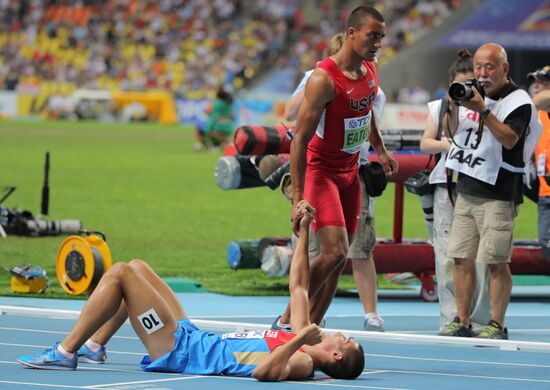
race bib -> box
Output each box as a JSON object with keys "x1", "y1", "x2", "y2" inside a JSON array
[
  {"x1": 342, "y1": 112, "x2": 371, "y2": 154},
  {"x1": 222, "y1": 330, "x2": 265, "y2": 340}
]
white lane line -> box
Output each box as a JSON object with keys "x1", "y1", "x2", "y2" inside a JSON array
[
  {"x1": 396, "y1": 329, "x2": 550, "y2": 334},
  {"x1": 84, "y1": 376, "x2": 208, "y2": 388},
  {"x1": 383, "y1": 368, "x2": 550, "y2": 383},
  {"x1": 285, "y1": 379, "x2": 412, "y2": 390},
  {"x1": 364, "y1": 370, "x2": 390, "y2": 375},
  {"x1": 0, "y1": 360, "x2": 152, "y2": 374},
  {"x1": 0, "y1": 342, "x2": 144, "y2": 356},
  {"x1": 0, "y1": 381, "x2": 86, "y2": 389},
  {"x1": 0, "y1": 326, "x2": 139, "y2": 340},
  {"x1": 2, "y1": 325, "x2": 548, "y2": 340},
  {"x1": 91, "y1": 374, "x2": 413, "y2": 390},
  {"x1": 367, "y1": 353, "x2": 550, "y2": 368}
]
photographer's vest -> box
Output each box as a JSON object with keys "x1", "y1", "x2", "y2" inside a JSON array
[
  {"x1": 445, "y1": 89, "x2": 541, "y2": 185},
  {"x1": 427, "y1": 99, "x2": 468, "y2": 185},
  {"x1": 307, "y1": 57, "x2": 378, "y2": 173}
]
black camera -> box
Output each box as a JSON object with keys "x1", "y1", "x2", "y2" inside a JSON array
[
  {"x1": 448, "y1": 78, "x2": 485, "y2": 101},
  {"x1": 1, "y1": 207, "x2": 82, "y2": 237},
  {"x1": 23, "y1": 219, "x2": 82, "y2": 236},
  {"x1": 265, "y1": 160, "x2": 290, "y2": 190}
]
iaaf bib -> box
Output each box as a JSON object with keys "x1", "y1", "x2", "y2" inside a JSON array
[
  {"x1": 307, "y1": 57, "x2": 379, "y2": 172},
  {"x1": 445, "y1": 89, "x2": 541, "y2": 185}
]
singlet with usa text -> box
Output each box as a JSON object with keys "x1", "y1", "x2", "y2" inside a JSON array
[{"x1": 307, "y1": 57, "x2": 379, "y2": 173}]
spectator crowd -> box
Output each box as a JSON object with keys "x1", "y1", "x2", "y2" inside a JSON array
[{"x1": 0, "y1": 0, "x2": 460, "y2": 101}]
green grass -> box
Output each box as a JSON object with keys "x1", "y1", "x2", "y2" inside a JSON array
[{"x1": 0, "y1": 119, "x2": 538, "y2": 298}]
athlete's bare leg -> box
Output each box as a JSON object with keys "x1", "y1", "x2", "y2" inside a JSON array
[
  {"x1": 280, "y1": 226, "x2": 350, "y2": 324},
  {"x1": 60, "y1": 260, "x2": 180, "y2": 361},
  {"x1": 351, "y1": 254, "x2": 378, "y2": 314},
  {"x1": 86, "y1": 259, "x2": 187, "y2": 345}
]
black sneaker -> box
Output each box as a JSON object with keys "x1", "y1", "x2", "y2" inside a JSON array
[
  {"x1": 439, "y1": 316, "x2": 473, "y2": 337},
  {"x1": 271, "y1": 316, "x2": 291, "y2": 333},
  {"x1": 477, "y1": 320, "x2": 509, "y2": 340}
]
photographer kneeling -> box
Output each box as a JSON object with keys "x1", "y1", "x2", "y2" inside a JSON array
[{"x1": 442, "y1": 43, "x2": 541, "y2": 339}]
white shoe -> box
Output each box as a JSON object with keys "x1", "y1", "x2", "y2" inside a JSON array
[{"x1": 364, "y1": 312, "x2": 384, "y2": 332}]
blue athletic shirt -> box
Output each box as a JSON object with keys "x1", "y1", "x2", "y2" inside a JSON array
[{"x1": 140, "y1": 319, "x2": 303, "y2": 376}]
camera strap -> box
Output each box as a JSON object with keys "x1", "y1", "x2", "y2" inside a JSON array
[
  {"x1": 471, "y1": 119, "x2": 484, "y2": 150},
  {"x1": 436, "y1": 98, "x2": 456, "y2": 206},
  {"x1": 434, "y1": 98, "x2": 449, "y2": 166}
]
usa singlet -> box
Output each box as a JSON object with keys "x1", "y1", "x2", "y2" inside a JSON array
[
  {"x1": 140, "y1": 319, "x2": 303, "y2": 376},
  {"x1": 304, "y1": 57, "x2": 378, "y2": 232},
  {"x1": 308, "y1": 57, "x2": 379, "y2": 173}
]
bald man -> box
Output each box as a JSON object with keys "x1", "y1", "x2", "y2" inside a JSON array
[{"x1": 442, "y1": 43, "x2": 541, "y2": 339}]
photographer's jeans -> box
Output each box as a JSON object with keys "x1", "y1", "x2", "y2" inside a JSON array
[{"x1": 538, "y1": 196, "x2": 550, "y2": 262}]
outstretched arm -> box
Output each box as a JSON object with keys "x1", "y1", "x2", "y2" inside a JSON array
[{"x1": 252, "y1": 203, "x2": 323, "y2": 381}]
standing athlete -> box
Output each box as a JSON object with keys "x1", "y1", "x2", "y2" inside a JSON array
[{"x1": 278, "y1": 5, "x2": 398, "y2": 327}]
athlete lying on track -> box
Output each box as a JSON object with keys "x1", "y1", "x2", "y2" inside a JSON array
[{"x1": 17, "y1": 200, "x2": 364, "y2": 381}]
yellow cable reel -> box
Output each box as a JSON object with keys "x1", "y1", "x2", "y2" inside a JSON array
[{"x1": 56, "y1": 230, "x2": 112, "y2": 295}]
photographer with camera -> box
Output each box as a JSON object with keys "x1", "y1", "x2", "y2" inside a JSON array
[
  {"x1": 420, "y1": 49, "x2": 490, "y2": 335},
  {"x1": 530, "y1": 66, "x2": 550, "y2": 262},
  {"x1": 442, "y1": 43, "x2": 541, "y2": 339}
]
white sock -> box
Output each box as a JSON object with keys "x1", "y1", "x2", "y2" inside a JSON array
[
  {"x1": 85, "y1": 339, "x2": 102, "y2": 352},
  {"x1": 57, "y1": 344, "x2": 75, "y2": 359},
  {"x1": 277, "y1": 319, "x2": 290, "y2": 329}
]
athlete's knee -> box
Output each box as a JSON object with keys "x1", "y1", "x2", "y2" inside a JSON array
[
  {"x1": 320, "y1": 244, "x2": 348, "y2": 266},
  {"x1": 106, "y1": 262, "x2": 134, "y2": 283},
  {"x1": 128, "y1": 258, "x2": 149, "y2": 272}
]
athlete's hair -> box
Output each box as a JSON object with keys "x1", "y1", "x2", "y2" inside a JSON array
[
  {"x1": 347, "y1": 5, "x2": 384, "y2": 31},
  {"x1": 325, "y1": 32, "x2": 345, "y2": 56},
  {"x1": 322, "y1": 343, "x2": 365, "y2": 380},
  {"x1": 448, "y1": 49, "x2": 473, "y2": 82}
]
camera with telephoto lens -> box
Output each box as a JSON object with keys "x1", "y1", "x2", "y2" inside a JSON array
[
  {"x1": 265, "y1": 160, "x2": 290, "y2": 190},
  {"x1": 448, "y1": 78, "x2": 485, "y2": 101},
  {"x1": 23, "y1": 219, "x2": 82, "y2": 236}
]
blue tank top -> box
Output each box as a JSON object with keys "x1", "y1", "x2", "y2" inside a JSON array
[{"x1": 140, "y1": 319, "x2": 298, "y2": 376}]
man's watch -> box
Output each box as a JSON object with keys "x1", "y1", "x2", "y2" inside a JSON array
[{"x1": 480, "y1": 108, "x2": 491, "y2": 121}]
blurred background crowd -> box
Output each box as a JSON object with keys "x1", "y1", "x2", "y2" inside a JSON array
[{"x1": 0, "y1": 0, "x2": 460, "y2": 103}]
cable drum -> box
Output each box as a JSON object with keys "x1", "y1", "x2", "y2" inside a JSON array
[{"x1": 56, "y1": 230, "x2": 112, "y2": 295}]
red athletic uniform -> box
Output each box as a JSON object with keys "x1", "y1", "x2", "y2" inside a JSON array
[{"x1": 305, "y1": 57, "x2": 379, "y2": 233}]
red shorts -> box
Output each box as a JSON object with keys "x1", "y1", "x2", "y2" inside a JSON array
[{"x1": 304, "y1": 168, "x2": 361, "y2": 234}]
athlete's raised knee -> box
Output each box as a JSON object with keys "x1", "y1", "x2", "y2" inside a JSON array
[{"x1": 128, "y1": 258, "x2": 148, "y2": 270}]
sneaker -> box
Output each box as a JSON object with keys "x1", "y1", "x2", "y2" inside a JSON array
[
  {"x1": 271, "y1": 315, "x2": 292, "y2": 333},
  {"x1": 364, "y1": 313, "x2": 384, "y2": 332},
  {"x1": 17, "y1": 344, "x2": 77, "y2": 370},
  {"x1": 477, "y1": 320, "x2": 509, "y2": 340},
  {"x1": 77, "y1": 343, "x2": 107, "y2": 364},
  {"x1": 438, "y1": 316, "x2": 473, "y2": 337}
]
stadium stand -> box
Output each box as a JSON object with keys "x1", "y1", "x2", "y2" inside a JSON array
[
  {"x1": 0, "y1": 0, "x2": 295, "y2": 99},
  {"x1": 0, "y1": 0, "x2": 461, "y2": 102}
]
